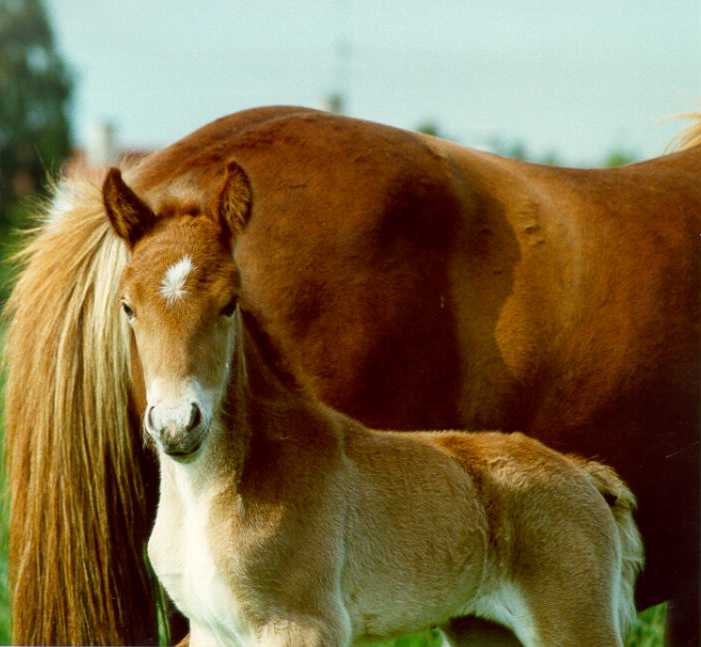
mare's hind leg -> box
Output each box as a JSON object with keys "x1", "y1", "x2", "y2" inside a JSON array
[
  {"x1": 442, "y1": 617, "x2": 522, "y2": 646},
  {"x1": 174, "y1": 634, "x2": 190, "y2": 647},
  {"x1": 666, "y1": 587, "x2": 700, "y2": 647}
]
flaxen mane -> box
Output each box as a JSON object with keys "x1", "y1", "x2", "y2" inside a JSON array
[
  {"x1": 3, "y1": 172, "x2": 155, "y2": 644},
  {"x1": 670, "y1": 112, "x2": 701, "y2": 151}
]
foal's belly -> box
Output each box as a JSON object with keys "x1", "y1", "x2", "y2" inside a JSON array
[
  {"x1": 346, "y1": 566, "x2": 481, "y2": 641},
  {"x1": 148, "y1": 498, "x2": 252, "y2": 646}
]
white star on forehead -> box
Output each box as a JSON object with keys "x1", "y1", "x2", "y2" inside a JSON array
[{"x1": 160, "y1": 255, "x2": 195, "y2": 305}]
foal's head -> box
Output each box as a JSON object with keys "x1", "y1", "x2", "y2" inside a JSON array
[{"x1": 103, "y1": 163, "x2": 251, "y2": 460}]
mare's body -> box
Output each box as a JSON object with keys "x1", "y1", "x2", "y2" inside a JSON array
[
  {"x1": 147, "y1": 306, "x2": 641, "y2": 647},
  {"x1": 4, "y1": 107, "x2": 700, "y2": 645},
  {"x1": 138, "y1": 106, "x2": 698, "y2": 622}
]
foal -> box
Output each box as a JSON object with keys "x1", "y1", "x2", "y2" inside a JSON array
[{"x1": 104, "y1": 164, "x2": 643, "y2": 647}]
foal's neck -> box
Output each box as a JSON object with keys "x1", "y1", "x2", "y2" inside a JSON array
[{"x1": 161, "y1": 311, "x2": 334, "y2": 498}]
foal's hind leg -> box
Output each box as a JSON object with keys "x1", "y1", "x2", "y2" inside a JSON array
[
  {"x1": 442, "y1": 617, "x2": 522, "y2": 647},
  {"x1": 512, "y1": 578, "x2": 622, "y2": 647}
]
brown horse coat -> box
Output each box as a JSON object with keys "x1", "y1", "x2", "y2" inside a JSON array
[
  {"x1": 130, "y1": 106, "x2": 699, "y2": 610},
  {"x1": 101, "y1": 167, "x2": 642, "y2": 646},
  {"x1": 4, "y1": 106, "x2": 700, "y2": 644}
]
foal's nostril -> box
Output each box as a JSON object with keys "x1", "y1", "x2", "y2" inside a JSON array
[
  {"x1": 187, "y1": 403, "x2": 202, "y2": 432},
  {"x1": 146, "y1": 405, "x2": 156, "y2": 431}
]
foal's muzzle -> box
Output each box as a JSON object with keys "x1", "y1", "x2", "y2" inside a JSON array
[{"x1": 146, "y1": 401, "x2": 207, "y2": 460}]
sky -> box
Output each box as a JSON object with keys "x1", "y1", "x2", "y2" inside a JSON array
[{"x1": 45, "y1": 1, "x2": 700, "y2": 165}]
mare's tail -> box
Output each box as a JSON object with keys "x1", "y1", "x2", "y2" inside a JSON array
[
  {"x1": 578, "y1": 459, "x2": 644, "y2": 639},
  {"x1": 3, "y1": 170, "x2": 159, "y2": 644}
]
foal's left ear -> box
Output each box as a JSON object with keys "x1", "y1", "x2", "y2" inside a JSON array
[
  {"x1": 212, "y1": 161, "x2": 252, "y2": 239},
  {"x1": 102, "y1": 168, "x2": 156, "y2": 246}
]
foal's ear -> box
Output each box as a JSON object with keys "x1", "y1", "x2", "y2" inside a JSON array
[
  {"x1": 212, "y1": 161, "x2": 252, "y2": 238},
  {"x1": 102, "y1": 168, "x2": 156, "y2": 246}
]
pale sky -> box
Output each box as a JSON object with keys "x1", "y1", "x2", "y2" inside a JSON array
[{"x1": 46, "y1": 1, "x2": 700, "y2": 165}]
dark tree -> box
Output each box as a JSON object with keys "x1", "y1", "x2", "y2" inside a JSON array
[
  {"x1": 603, "y1": 147, "x2": 638, "y2": 168},
  {"x1": 0, "y1": 0, "x2": 73, "y2": 228},
  {"x1": 416, "y1": 120, "x2": 441, "y2": 137}
]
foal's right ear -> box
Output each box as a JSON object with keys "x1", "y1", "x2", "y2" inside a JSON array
[
  {"x1": 212, "y1": 161, "x2": 252, "y2": 239},
  {"x1": 102, "y1": 168, "x2": 155, "y2": 246}
]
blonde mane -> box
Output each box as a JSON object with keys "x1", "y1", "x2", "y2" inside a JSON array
[
  {"x1": 2, "y1": 170, "x2": 154, "y2": 643},
  {"x1": 669, "y1": 112, "x2": 701, "y2": 151}
]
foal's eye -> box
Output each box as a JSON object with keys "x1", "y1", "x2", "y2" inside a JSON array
[
  {"x1": 220, "y1": 298, "x2": 237, "y2": 317},
  {"x1": 122, "y1": 302, "x2": 135, "y2": 320}
]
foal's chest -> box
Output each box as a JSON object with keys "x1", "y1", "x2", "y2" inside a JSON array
[{"x1": 148, "y1": 480, "x2": 252, "y2": 646}]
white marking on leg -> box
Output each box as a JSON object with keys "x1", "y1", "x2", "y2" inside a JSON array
[
  {"x1": 471, "y1": 582, "x2": 537, "y2": 646},
  {"x1": 160, "y1": 255, "x2": 195, "y2": 305}
]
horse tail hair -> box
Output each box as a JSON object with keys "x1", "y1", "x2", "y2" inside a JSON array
[
  {"x1": 577, "y1": 459, "x2": 644, "y2": 639},
  {"x1": 3, "y1": 169, "x2": 159, "y2": 644},
  {"x1": 669, "y1": 112, "x2": 701, "y2": 151}
]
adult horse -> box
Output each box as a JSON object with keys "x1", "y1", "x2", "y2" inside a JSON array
[{"x1": 4, "y1": 106, "x2": 700, "y2": 645}]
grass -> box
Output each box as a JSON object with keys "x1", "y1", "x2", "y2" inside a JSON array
[{"x1": 0, "y1": 324, "x2": 667, "y2": 646}]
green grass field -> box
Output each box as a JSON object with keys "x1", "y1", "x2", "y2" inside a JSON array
[{"x1": 0, "y1": 331, "x2": 666, "y2": 646}]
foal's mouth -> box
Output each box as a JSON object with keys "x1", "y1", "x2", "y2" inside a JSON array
[
  {"x1": 159, "y1": 423, "x2": 209, "y2": 463},
  {"x1": 162, "y1": 437, "x2": 204, "y2": 462}
]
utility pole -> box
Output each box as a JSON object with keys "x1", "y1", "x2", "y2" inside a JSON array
[{"x1": 325, "y1": 0, "x2": 350, "y2": 114}]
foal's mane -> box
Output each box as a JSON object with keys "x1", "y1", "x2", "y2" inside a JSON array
[{"x1": 233, "y1": 308, "x2": 305, "y2": 402}]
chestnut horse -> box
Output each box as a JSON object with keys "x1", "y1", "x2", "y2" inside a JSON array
[
  {"x1": 4, "y1": 107, "x2": 700, "y2": 645},
  {"x1": 104, "y1": 163, "x2": 642, "y2": 646}
]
